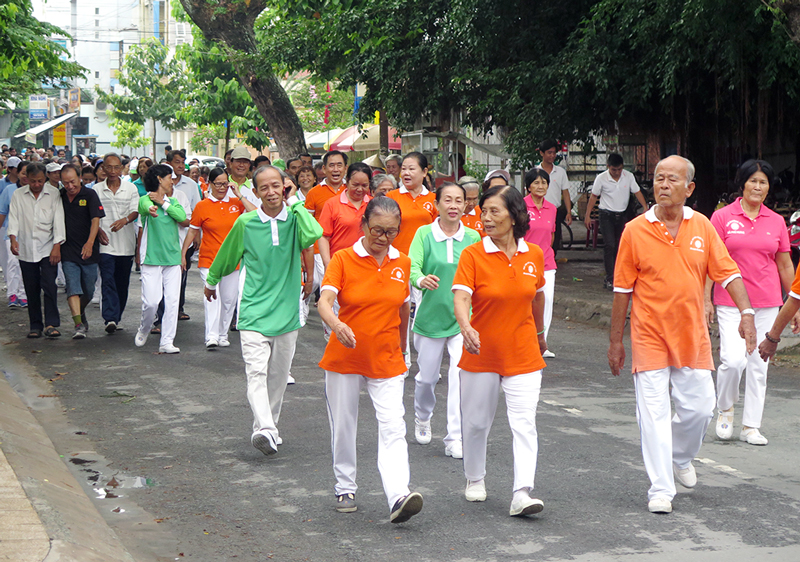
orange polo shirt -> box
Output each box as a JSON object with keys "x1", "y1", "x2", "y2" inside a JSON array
[
  {"x1": 305, "y1": 181, "x2": 345, "y2": 254},
  {"x1": 452, "y1": 237, "x2": 547, "y2": 376},
  {"x1": 318, "y1": 191, "x2": 371, "y2": 256},
  {"x1": 461, "y1": 206, "x2": 485, "y2": 237},
  {"x1": 614, "y1": 207, "x2": 741, "y2": 373},
  {"x1": 319, "y1": 239, "x2": 410, "y2": 378},
  {"x1": 189, "y1": 195, "x2": 244, "y2": 268},
  {"x1": 790, "y1": 265, "x2": 800, "y2": 299},
  {"x1": 387, "y1": 186, "x2": 437, "y2": 254}
]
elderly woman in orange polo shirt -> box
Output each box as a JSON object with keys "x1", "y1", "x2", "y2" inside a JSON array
[
  {"x1": 180, "y1": 167, "x2": 255, "y2": 348},
  {"x1": 318, "y1": 196, "x2": 424, "y2": 524},
  {"x1": 452, "y1": 184, "x2": 548, "y2": 518}
]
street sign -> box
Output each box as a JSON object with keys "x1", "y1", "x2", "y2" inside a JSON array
[
  {"x1": 68, "y1": 88, "x2": 81, "y2": 113},
  {"x1": 29, "y1": 94, "x2": 49, "y2": 120}
]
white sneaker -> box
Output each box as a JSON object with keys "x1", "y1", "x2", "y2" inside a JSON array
[
  {"x1": 465, "y1": 480, "x2": 486, "y2": 502},
  {"x1": 252, "y1": 433, "x2": 277, "y2": 456},
  {"x1": 740, "y1": 428, "x2": 768, "y2": 445},
  {"x1": 542, "y1": 350, "x2": 555, "y2": 358},
  {"x1": 673, "y1": 463, "x2": 697, "y2": 488},
  {"x1": 287, "y1": 375, "x2": 296, "y2": 385},
  {"x1": 206, "y1": 339, "x2": 219, "y2": 349},
  {"x1": 159, "y1": 344, "x2": 181, "y2": 354},
  {"x1": 276, "y1": 436, "x2": 283, "y2": 446},
  {"x1": 716, "y1": 408, "x2": 734, "y2": 440},
  {"x1": 218, "y1": 339, "x2": 231, "y2": 347},
  {"x1": 134, "y1": 329, "x2": 148, "y2": 347},
  {"x1": 509, "y1": 490, "x2": 544, "y2": 516},
  {"x1": 445, "y1": 441, "x2": 463, "y2": 459},
  {"x1": 648, "y1": 497, "x2": 672, "y2": 513},
  {"x1": 415, "y1": 418, "x2": 431, "y2": 445}
]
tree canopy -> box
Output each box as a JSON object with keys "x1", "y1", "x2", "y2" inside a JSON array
[{"x1": 0, "y1": 0, "x2": 85, "y2": 108}]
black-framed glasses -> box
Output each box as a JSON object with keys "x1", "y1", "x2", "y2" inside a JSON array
[{"x1": 368, "y1": 225, "x2": 400, "y2": 239}]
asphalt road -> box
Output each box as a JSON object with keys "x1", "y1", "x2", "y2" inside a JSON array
[{"x1": 2, "y1": 270, "x2": 800, "y2": 562}]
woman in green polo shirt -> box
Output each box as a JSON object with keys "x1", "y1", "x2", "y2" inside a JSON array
[
  {"x1": 408, "y1": 182, "x2": 481, "y2": 459},
  {"x1": 134, "y1": 164, "x2": 186, "y2": 354}
]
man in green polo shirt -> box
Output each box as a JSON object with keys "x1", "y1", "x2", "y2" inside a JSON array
[{"x1": 205, "y1": 165, "x2": 321, "y2": 456}]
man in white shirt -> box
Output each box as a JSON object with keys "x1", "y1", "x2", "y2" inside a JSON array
[
  {"x1": 7, "y1": 162, "x2": 66, "y2": 338},
  {"x1": 166, "y1": 150, "x2": 200, "y2": 320},
  {"x1": 585, "y1": 153, "x2": 649, "y2": 289},
  {"x1": 537, "y1": 139, "x2": 572, "y2": 254},
  {"x1": 95, "y1": 153, "x2": 140, "y2": 333}
]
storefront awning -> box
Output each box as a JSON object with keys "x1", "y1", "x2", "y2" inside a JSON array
[{"x1": 14, "y1": 112, "x2": 78, "y2": 142}]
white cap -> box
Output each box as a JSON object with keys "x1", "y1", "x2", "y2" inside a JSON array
[
  {"x1": 165, "y1": 164, "x2": 178, "y2": 179},
  {"x1": 483, "y1": 169, "x2": 511, "y2": 184},
  {"x1": 46, "y1": 162, "x2": 62, "y2": 173},
  {"x1": 6, "y1": 157, "x2": 21, "y2": 168}
]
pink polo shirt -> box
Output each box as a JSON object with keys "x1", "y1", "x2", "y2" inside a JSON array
[
  {"x1": 710, "y1": 198, "x2": 789, "y2": 308},
  {"x1": 523, "y1": 195, "x2": 557, "y2": 271},
  {"x1": 318, "y1": 190, "x2": 371, "y2": 256}
]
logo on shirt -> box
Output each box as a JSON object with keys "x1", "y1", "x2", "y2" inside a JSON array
[
  {"x1": 423, "y1": 201, "x2": 435, "y2": 214},
  {"x1": 79, "y1": 199, "x2": 87, "y2": 206},
  {"x1": 475, "y1": 221, "x2": 483, "y2": 231},
  {"x1": 390, "y1": 267, "x2": 406, "y2": 283},
  {"x1": 522, "y1": 261, "x2": 538, "y2": 277},
  {"x1": 230, "y1": 205, "x2": 239, "y2": 213},
  {"x1": 527, "y1": 210, "x2": 536, "y2": 220},
  {"x1": 689, "y1": 236, "x2": 705, "y2": 253},
  {"x1": 725, "y1": 219, "x2": 745, "y2": 235}
]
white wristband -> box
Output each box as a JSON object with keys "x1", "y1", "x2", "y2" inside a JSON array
[{"x1": 740, "y1": 308, "x2": 755, "y2": 316}]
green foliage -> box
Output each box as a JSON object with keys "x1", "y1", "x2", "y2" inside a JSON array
[
  {"x1": 0, "y1": 0, "x2": 85, "y2": 108},
  {"x1": 292, "y1": 80, "x2": 355, "y2": 131},
  {"x1": 110, "y1": 117, "x2": 149, "y2": 152},
  {"x1": 188, "y1": 123, "x2": 225, "y2": 153}
]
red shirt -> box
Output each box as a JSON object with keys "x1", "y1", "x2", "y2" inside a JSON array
[{"x1": 318, "y1": 191, "x2": 371, "y2": 256}]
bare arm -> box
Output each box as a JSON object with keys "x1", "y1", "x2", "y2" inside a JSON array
[
  {"x1": 319, "y1": 236, "x2": 332, "y2": 269},
  {"x1": 759, "y1": 296, "x2": 800, "y2": 361},
  {"x1": 562, "y1": 189, "x2": 572, "y2": 225},
  {"x1": 302, "y1": 247, "x2": 315, "y2": 298},
  {"x1": 319, "y1": 290, "x2": 356, "y2": 348},
  {"x1": 454, "y1": 289, "x2": 480, "y2": 354},
  {"x1": 81, "y1": 217, "x2": 101, "y2": 260},
  {"x1": 634, "y1": 191, "x2": 648, "y2": 212},
  {"x1": 181, "y1": 228, "x2": 198, "y2": 270},
  {"x1": 724, "y1": 277, "x2": 756, "y2": 354},
  {"x1": 704, "y1": 277, "x2": 715, "y2": 325},
  {"x1": 584, "y1": 194, "x2": 598, "y2": 228},
  {"x1": 608, "y1": 292, "x2": 631, "y2": 376},
  {"x1": 533, "y1": 290, "x2": 547, "y2": 354},
  {"x1": 399, "y1": 301, "x2": 410, "y2": 353}
]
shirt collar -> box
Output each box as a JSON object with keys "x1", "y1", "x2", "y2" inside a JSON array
[
  {"x1": 645, "y1": 205, "x2": 694, "y2": 223},
  {"x1": 482, "y1": 236, "x2": 528, "y2": 254},
  {"x1": 731, "y1": 197, "x2": 768, "y2": 218},
  {"x1": 256, "y1": 204, "x2": 288, "y2": 223},
  {"x1": 399, "y1": 185, "x2": 430, "y2": 196},
  {"x1": 208, "y1": 193, "x2": 231, "y2": 203},
  {"x1": 339, "y1": 190, "x2": 370, "y2": 206},
  {"x1": 431, "y1": 217, "x2": 465, "y2": 242},
  {"x1": 353, "y1": 237, "x2": 400, "y2": 260},
  {"x1": 467, "y1": 207, "x2": 478, "y2": 216}
]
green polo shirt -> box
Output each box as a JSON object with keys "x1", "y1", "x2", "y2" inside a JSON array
[{"x1": 138, "y1": 195, "x2": 186, "y2": 266}]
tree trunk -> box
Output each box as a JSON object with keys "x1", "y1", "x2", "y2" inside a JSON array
[
  {"x1": 778, "y1": 1, "x2": 800, "y2": 44},
  {"x1": 178, "y1": 0, "x2": 307, "y2": 157},
  {"x1": 225, "y1": 119, "x2": 231, "y2": 154},
  {"x1": 379, "y1": 109, "x2": 389, "y2": 156}
]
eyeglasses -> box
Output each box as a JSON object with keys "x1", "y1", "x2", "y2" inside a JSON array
[
  {"x1": 212, "y1": 181, "x2": 228, "y2": 188},
  {"x1": 368, "y1": 225, "x2": 400, "y2": 239},
  {"x1": 105, "y1": 165, "x2": 123, "y2": 171}
]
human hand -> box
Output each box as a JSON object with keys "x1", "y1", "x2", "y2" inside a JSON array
[
  {"x1": 204, "y1": 286, "x2": 217, "y2": 302},
  {"x1": 704, "y1": 299, "x2": 715, "y2": 325},
  {"x1": 49, "y1": 244, "x2": 61, "y2": 266},
  {"x1": 333, "y1": 321, "x2": 357, "y2": 348},
  {"x1": 608, "y1": 341, "x2": 625, "y2": 376},
  {"x1": 738, "y1": 313, "x2": 757, "y2": 355},
  {"x1": 110, "y1": 218, "x2": 127, "y2": 232},
  {"x1": 81, "y1": 241, "x2": 93, "y2": 260},
  {"x1": 461, "y1": 324, "x2": 481, "y2": 355},
  {"x1": 419, "y1": 274, "x2": 440, "y2": 291},
  {"x1": 98, "y1": 229, "x2": 109, "y2": 246}
]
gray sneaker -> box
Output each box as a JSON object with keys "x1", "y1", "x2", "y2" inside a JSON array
[
  {"x1": 72, "y1": 324, "x2": 88, "y2": 340},
  {"x1": 336, "y1": 493, "x2": 357, "y2": 513}
]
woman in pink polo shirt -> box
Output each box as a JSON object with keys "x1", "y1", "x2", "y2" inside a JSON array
[
  {"x1": 705, "y1": 159, "x2": 797, "y2": 446},
  {"x1": 523, "y1": 169, "x2": 558, "y2": 358}
]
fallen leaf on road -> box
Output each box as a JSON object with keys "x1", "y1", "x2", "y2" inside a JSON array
[
  {"x1": 163, "y1": 465, "x2": 173, "y2": 469},
  {"x1": 37, "y1": 394, "x2": 57, "y2": 398},
  {"x1": 106, "y1": 476, "x2": 120, "y2": 488},
  {"x1": 31, "y1": 350, "x2": 42, "y2": 353}
]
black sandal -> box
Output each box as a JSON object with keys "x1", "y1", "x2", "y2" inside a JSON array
[
  {"x1": 44, "y1": 326, "x2": 61, "y2": 338},
  {"x1": 27, "y1": 330, "x2": 42, "y2": 339}
]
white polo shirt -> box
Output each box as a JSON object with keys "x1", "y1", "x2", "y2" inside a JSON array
[
  {"x1": 95, "y1": 179, "x2": 139, "y2": 256},
  {"x1": 7, "y1": 185, "x2": 66, "y2": 263},
  {"x1": 591, "y1": 169, "x2": 640, "y2": 213},
  {"x1": 539, "y1": 164, "x2": 569, "y2": 208}
]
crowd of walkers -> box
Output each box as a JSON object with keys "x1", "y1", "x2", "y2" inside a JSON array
[{"x1": 1, "y1": 141, "x2": 799, "y2": 523}]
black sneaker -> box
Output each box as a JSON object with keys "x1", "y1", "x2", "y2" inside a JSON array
[
  {"x1": 390, "y1": 492, "x2": 423, "y2": 523},
  {"x1": 336, "y1": 493, "x2": 357, "y2": 513},
  {"x1": 105, "y1": 321, "x2": 117, "y2": 334}
]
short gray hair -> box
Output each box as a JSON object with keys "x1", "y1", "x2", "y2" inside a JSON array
[
  {"x1": 655, "y1": 156, "x2": 695, "y2": 185},
  {"x1": 385, "y1": 154, "x2": 402, "y2": 166},
  {"x1": 371, "y1": 173, "x2": 397, "y2": 192},
  {"x1": 252, "y1": 165, "x2": 288, "y2": 189}
]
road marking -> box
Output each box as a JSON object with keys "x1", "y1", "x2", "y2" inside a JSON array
[
  {"x1": 543, "y1": 400, "x2": 582, "y2": 416},
  {"x1": 696, "y1": 457, "x2": 755, "y2": 480}
]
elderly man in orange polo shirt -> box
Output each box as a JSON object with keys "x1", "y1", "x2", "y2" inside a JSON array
[{"x1": 608, "y1": 155, "x2": 756, "y2": 515}]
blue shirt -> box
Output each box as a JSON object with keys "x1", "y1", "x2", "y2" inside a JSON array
[{"x1": 0, "y1": 182, "x2": 19, "y2": 240}]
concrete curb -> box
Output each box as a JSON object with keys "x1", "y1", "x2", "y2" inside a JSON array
[{"x1": 0, "y1": 357, "x2": 136, "y2": 562}]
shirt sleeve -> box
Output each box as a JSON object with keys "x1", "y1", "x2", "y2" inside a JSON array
[
  {"x1": 318, "y1": 199, "x2": 335, "y2": 238},
  {"x1": 165, "y1": 198, "x2": 187, "y2": 223},
  {"x1": 304, "y1": 190, "x2": 316, "y2": 215},
  {"x1": 706, "y1": 220, "x2": 741, "y2": 285},
  {"x1": 138, "y1": 195, "x2": 150, "y2": 217},
  {"x1": 207, "y1": 214, "x2": 248, "y2": 287},
  {"x1": 52, "y1": 197, "x2": 66, "y2": 246},
  {"x1": 710, "y1": 209, "x2": 725, "y2": 241},
  {"x1": 190, "y1": 201, "x2": 204, "y2": 229},
  {"x1": 288, "y1": 198, "x2": 323, "y2": 249},
  {"x1": 0, "y1": 189, "x2": 10, "y2": 216},
  {"x1": 613, "y1": 227, "x2": 637, "y2": 291},
  {"x1": 629, "y1": 173, "x2": 641, "y2": 194},
  {"x1": 128, "y1": 190, "x2": 139, "y2": 215},
  {"x1": 591, "y1": 175, "x2": 603, "y2": 196},
  {"x1": 790, "y1": 266, "x2": 800, "y2": 298},
  {"x1": 89, "y1": 190, "x2": 105, "y2": 219},
  {"x1": 408, "y1": 227, "x2": 426, "y2": 289},
  {"x1": 452, "y1": 247, "x2": 477, "y2": 294},
  {"x1": 6, "y1": 191, "x2": 19, "y2": 238},
  {"x1": 777, "y1": 215, "x2": 791, "y2": 253},
  {"x1": 321, "y1": 250, "x2": 344, "y2": 293}
]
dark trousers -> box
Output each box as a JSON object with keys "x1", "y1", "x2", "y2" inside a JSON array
[
  {"x1": 98, "y1": 254, "x2": 134, "y2": 324},
  {"x1": 552, "y1": 204, "x2": 568, "y2": 257},
  {"x1": 599, "y1": 210, "x2": 627, "y2": 282},
  {"x1": 156, "y1": 246, "x2": 193, "y2": 324},
  {"x1": 20, "y1": 258, "x2": 59, "y2": 331}
]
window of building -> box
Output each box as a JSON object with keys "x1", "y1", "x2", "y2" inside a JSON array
[
  {"x1": 95, "y1": 32, "x2": 99, "y2": 39},
  {"x1": 95, "y1": 7, "x2": 99, "y2": 14},
  {"x1": 95, "y1": 20, "x2": 99, "y2": 26},
  {"x1": 95, "y1": 71, "x2": 100, "y2": 78}
]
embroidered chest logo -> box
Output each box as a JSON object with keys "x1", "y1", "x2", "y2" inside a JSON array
[
  {"x1": 689, "y1": 236, "x2": 705, "y2": 252},
  {"x1": 422, "y1": 201, "x2": 435, "y2": 214},
  {"x1": 230, "y1": 205, "x2": 239, "y2": 213},
  {"x1": 390, "y1": 267, "x2": 406, "y2": 283},
  {"x1": 79, "y1": 199, "x2": 87, "y2": 206},
  {"x1": 522, "y1": 261, "x2": 538, "y2": 277},
  {"x1": 475, "y1": 221, "x2": 483, "y2": 231},
  {"x1": 725, "y1": 219, "x2": 745, "y2": 235}
]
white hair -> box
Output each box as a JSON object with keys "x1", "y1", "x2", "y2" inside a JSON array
[{"x1": 655, "y1": 156, "x2": 695, "y2": 185}]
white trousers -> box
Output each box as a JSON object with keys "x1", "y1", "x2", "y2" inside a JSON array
[
  {"x1": 543, "y1": 269, "x2": 555, "y2": 340},
  {"x1": 4, "y1": 239, "x2": 26, "y2": 300},
  {"x1": 324, "y1": 371, "x2": 410, "y2": 508},
  {"x1": 460, "y1": 370, "x2": 542, "y2": 492},
  {"x1": 199, "y1": 267, "x2": 239, "y2": 344},
  {"x1": 413, "y1": 332, "x2": 463, "y2": 445},
  {"x1": 301, "y1": 254, "x2": 325, "y2": 326},
  {"x1": 241, "y1": 330, "x2": 298, "y2": 442},
  {"x1": 634, "y1": 367, "x2": 714, "y2": 501},
  {"x1": 139, "y1": 265, "x2": 181, "y2": 347},
  {"x1": 716, "y1": 305, "x2": 778, "y2": 428}
]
